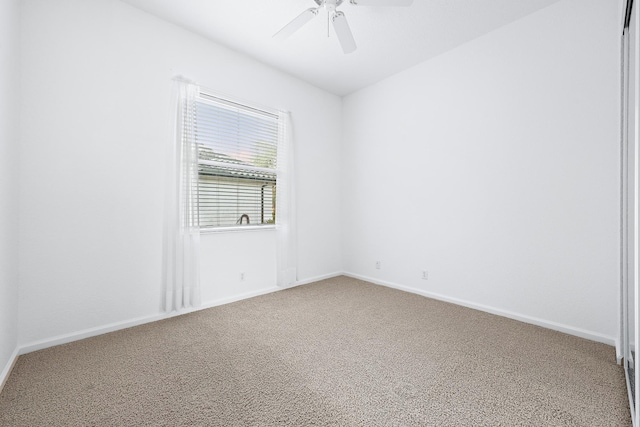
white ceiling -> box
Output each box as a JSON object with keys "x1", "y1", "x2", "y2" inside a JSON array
[{"x1": 119, "y1": 0, "x2": 563, "y2": 96}]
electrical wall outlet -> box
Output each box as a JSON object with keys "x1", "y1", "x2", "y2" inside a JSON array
[
  {"x1": 240, "y1": 272, "x2": 245, "y2": 281},
  {"x1": 375, "y1": 261, "x2": 381, "y2": 270},
  {"x1": 422, "y1": 270, "x2": 428, "y2": 280}
]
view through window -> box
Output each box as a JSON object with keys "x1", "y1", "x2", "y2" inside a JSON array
[{"x1": 195, "y1": 93, "x2": 278, "y2": 228}]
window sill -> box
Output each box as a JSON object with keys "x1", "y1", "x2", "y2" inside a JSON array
[{"x1": 200, "y1": 225, "x2": 276, "y2": 234}]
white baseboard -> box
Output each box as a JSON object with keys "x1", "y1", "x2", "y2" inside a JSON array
[
  {"x1": 199, "y1": 286, "x2": 280, "y2": 310},
  {"x1": 344, "y1": 272, "x2": 617, "y2": 347},
  {"x1": 275, "y1": 272, "x2": 342, "y2": 291},
  {"x1": 19, "y1": 312, "x2": 169, "y2": 355},
  {"x1": 294, "y1": 271, "x2": 343, "y2": 287},
  {"x1": 18, "y1": 274, "x2": 351, "y2": 355},
  {"x1": 19, "y1": 285, "x2": 283, "y2": 355},
  {"x1": 17, "y1": 271, "x2": 617, "y2": 360},
  {"x1": 0, "y1": 346, "x2": 19, "y2": 394},
  {"x1": 18, "y1": 275, "x2": 342, "y2": 355}
]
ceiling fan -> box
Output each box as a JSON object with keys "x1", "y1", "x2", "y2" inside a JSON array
[{"x1": 273, "y1": 0, "x2": 414, "y2": 54}]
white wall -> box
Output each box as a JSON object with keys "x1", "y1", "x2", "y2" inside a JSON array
[
  {"x1": 342, "y1": 0, "x2": 621, "y2": 342},
  {"x1": 18, "y1": 0, "x2": 342, "y2": 346},
  {"x1": 0, "y1": 0, "x2": 20, "y2": 379},
  {"x1": 15, "y1": 0, "x2": 624, "y2": 350}
]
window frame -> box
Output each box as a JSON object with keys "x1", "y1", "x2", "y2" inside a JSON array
[{"x1": 195, "y1": 91, "x2": 280, "y2": 233}]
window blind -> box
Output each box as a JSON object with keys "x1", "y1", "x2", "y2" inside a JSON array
[{"x1": 194, "y1": 93, "x2": 279, "y2": 228}]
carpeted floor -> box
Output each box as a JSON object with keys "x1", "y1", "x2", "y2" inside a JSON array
[{"x1": 0, "y1": 276, "x2": 632, "y2": 426}]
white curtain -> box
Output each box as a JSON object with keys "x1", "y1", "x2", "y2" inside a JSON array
[
  {"x1": 276, "y1": 111, "x2": 298, "y2": 288},
  {"x1": 163, "y1": 79, "x2": 201, "y2": 311}
]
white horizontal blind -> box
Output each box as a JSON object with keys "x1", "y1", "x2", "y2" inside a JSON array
[{"x1": 195, "y1": 93, "x2": 279, "y2": 228}]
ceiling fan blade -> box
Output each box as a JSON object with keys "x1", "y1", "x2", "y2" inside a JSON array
[
  {"x1": 350, "y1": 0, "x2": 413, "y2": 6},
  {"x1": 273, "y1": 8, "x2": 319, "y2": 40},
  {"x1": 332, "y1": 11, "x2": 357, "y2": 54}
]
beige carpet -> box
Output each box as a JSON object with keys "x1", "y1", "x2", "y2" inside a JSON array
[{"x1": 0, "y1": 276, "x2": 632, "y2": 426}]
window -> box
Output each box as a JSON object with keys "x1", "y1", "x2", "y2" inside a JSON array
[{"x1": 194, "y1": 92, "x2": 279, "y2": 229}]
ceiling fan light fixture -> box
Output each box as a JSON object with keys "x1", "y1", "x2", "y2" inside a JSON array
[{"x1": 273, "y1": 0, "x2": 413, "y2": 53}]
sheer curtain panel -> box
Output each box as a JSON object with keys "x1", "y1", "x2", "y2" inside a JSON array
[
  {"x1": 276, "y1": 111, "x2": 297, "y2": 287},
  {"x1": 163, "y1": 79, "x2": 201, "y2": 311}
]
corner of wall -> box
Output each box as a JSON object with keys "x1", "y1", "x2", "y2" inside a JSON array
[{"x1": 0, "y1": 0, "x2": 22, "y2": 395}]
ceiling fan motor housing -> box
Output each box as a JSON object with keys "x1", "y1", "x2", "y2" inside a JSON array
[
  {"x1": 314, "y1": 0, "x2": 345, "y2": 7},
  {"x1": 276, "y1": 0, "x2": 413, "y2": 53}
]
